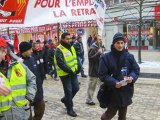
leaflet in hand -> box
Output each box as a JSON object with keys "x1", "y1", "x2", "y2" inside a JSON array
[{"x1": 119, "y1": 79, "x2": 127, "y2": 86}]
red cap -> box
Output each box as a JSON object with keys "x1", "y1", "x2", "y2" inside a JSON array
[{"x1": 0, "y1": 37, "x2": 8, "y2": 48}]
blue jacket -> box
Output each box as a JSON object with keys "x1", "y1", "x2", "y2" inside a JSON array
[
  {"x1": 98, "y1": 47, "x2": 140, "y2": 107},
  {"x1": 21, "y1": 56, "x2": 43, "y2": 103}
]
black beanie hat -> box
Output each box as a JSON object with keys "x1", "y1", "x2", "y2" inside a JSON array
[
  {"x1": 19, "y1": 41, "x2": 32, "y2": 53},
  {"x1": 112, "y1": 32, "x2": 124, "y2": 44}
]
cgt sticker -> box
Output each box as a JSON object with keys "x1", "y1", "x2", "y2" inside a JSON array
[{"x1": 14, "y1": 68, "x2": 22, "y2": 77}]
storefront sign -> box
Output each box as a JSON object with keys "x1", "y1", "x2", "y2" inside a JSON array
[
  {"x1": 155, "y1": 6, "x2": 160, "y2": 20},
  {"x1": 127, "y1": 24, "x2": 151, "y2": 41}
]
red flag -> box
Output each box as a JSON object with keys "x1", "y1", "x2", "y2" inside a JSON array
[{"x1": 14, "y1": 31, "x2": 19, "y2": 54}]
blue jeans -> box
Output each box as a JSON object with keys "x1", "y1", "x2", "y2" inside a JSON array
[
  {"x1": 49, "y1": 63, "x2": 57, "y2": 78},
  {"x1": 78, "y1": 56, "x2": 85, "y2": 76},
  {"x1": 60, "y1": 74, "x2": 79, "y2": 111}
]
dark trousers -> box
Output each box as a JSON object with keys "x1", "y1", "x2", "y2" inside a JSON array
[
  {"x1": 60, "y1": 74, "x2": 79, "y2": 111},
  {"x1": 29, "y1": 99, "x2": 45, "y2": 120},
  {"x1": 101, "y1": 104, "x2": 127, "y2": 120}
]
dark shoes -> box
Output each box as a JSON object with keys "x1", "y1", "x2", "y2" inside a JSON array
[
  {"x1": 61, "y1": 98, "x2": 77, "y2": 117},
  {"x1": 86, "y1": 101, "x2": 96, "y2": 105},
  {"x1": 67, "y1": 110, "x2": 77, "y2": 117},
  {"x1": 61, "y1": 98, "x2": 66, "y2": 107},
  {"x1": 81, "y1": 74, "x2": 87, "y2": 78}
]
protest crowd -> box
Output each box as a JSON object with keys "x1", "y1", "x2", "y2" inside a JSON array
[{"x1": 0, "y1": 31, "x2": 140, "y2": 120}]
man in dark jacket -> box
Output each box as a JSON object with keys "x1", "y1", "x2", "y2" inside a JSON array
[
  {"x1": 54, "y1": 32, "x2": 80, "y2": 117},
  {"x1": 19, "y1": 41, "x2": 45, "y2": 120},
  {"x1": 86, "y1": 35, "x2": 104, "y2": 105},
  {"x1": 32, "y1": 42, "x2": 46, "y2": 82},
  {"x1": 98, "y1": 32, "x2": 140, "y2": 120},
  {"x1": 73, "y1": 36, "x2": 87, "y2": 77}
]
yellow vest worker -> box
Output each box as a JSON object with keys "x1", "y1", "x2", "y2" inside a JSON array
[
  {"x1": 54, "y1": 32, "x2": 80, "y2": 117},
  {"x1": 54, "y1": 44, "x2": 78, "y2": 77},
  {"x1": 0, "y1": 63, "x2": 27, "y2": 112}
]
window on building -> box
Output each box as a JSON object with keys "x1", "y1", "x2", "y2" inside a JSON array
[
  {"x1": 121, "y1": 0, "x2": 126, "y2": 3},
  {"x1": 114, "y1": 0, "x2": 120, "y2": 4}
]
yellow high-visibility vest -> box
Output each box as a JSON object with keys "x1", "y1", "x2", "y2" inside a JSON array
[
  {"x1": 0, "y1": 73, "x2": 12, "y2": 112},
  {"x1": 54, "y1": 44, "x2": 78, "y2": 76},
  {"x1": 0, "y1": 63, "x2": 27, "y2": 112}
]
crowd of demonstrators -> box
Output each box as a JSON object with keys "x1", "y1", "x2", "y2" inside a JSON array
[
  {"x1": 98, "y1": 32, "x2": 140, "y2": 120},
  {"x1": 0, "y1": 37, "x2": 37, "y2": 120},
  {"x1": 19, "y1": 42, "x2": 45, "y2": 120},
  {"x1": 86, "y1": 35, "x2": 105, "y2": 105},
  {"x1": 0, "y1": 31, "x2": 140, "y2": 120},
  {"x1": 54, "y1": 32, "x2": 80, "y2": 117},
  {"x1": 73, "y1": 36, "x2": 87, "y2": 78}
]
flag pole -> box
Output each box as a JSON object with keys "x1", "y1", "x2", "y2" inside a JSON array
[{"x1": 57, "y1": 23, "x2": 60, "y2": 44}]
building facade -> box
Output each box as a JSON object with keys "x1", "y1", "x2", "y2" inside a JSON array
[{"x1": 103, "y1": 0, "x2": 160, "y2": 50}]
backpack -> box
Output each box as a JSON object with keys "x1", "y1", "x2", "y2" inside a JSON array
[{"x1": 97, "y1": 83, "x2": 111, "y2": 109}]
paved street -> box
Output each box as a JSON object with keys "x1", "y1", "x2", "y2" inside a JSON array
[
  {"x1": 42, "y1": 77, "x2": 160, "y2": 120},
  {"x1": 41, "y1": 50, "x2": 160, "y2": 120}
]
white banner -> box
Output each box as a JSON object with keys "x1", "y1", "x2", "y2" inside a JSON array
[
  {"x1": 93, "y1": 0, "x2": 106, "y2": 36},
  {"x1": 0, "y1": 0, "x2": 98, "y2": 27}
]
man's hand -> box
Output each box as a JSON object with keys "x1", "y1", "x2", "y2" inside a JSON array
[
  {"x1": 0, "y1": 84, "x2": 11, "y2": 96},
  {"x1": 126, "y1": 77, "x2": 133, "y2": 84},
  {"x1": 115, "y1": 82, "x2": 122, "y2": 88}
]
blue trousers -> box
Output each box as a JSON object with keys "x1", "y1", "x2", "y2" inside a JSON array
[
  {"x1": 78, "y1": 56, "x2": 85, "y2": 76},
  {"x1": 60, "y1": 74, "x2": 79, "y2": 111}
]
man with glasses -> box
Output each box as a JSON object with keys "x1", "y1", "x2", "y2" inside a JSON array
[{"x1": 54, "y1": 32, "x2": 80, "y2": 117}]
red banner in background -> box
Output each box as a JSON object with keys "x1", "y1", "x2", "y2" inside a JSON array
[
  {"x1": 155, "y1": 6, "x2": 160, "y2": 20},
  {"x1": 0, "y1": 0, "x2": 29, "y2": 24},
  {"x1": 0, "y1": 20, "x2": 96, "y2": 34}
]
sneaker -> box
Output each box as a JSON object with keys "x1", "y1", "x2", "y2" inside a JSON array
[
  {"x1": 54, "y1": 77, "x2": 59, "y2": 81},
  {"x1": 67, "y1": 110, "x2": 77, "y2": 117},
  {"x1": 86, "y1": 101, "x2": 95, "y2": 105}
]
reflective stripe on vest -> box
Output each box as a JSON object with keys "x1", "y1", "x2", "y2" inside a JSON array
[
  {"x1": 0, "y1": 72, "x2": 12, "y2": 112},
  {"x1": 10, "y1": 63, "x2": 27, "y2": 107},
  {"x1": 54, "y1": 44, "x2": 78, "y2": 77}
]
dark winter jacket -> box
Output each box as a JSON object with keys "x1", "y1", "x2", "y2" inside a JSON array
[
  {"x1": 32, "y1": 50, "x2": 46, "y2": 81},
  {"x1": 21, "y1": 55, "x2": 43, "y2": 103},
  {"x1": 55, "y1": 42, "x2": 80, "y2": 76},
  {"x1": 88, "y1": 42, "x2": 102, "y2": 77},
  {"x1": 98, "y1": 46, "x2": 140, "y2": 107},
  {"x1": 73, "y1": 41, "x2": 84, "y2": 58}
]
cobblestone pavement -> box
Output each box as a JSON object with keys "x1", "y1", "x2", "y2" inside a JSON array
[{"x1": 42, "y1": 77, "x2": 160, "y2": 120}]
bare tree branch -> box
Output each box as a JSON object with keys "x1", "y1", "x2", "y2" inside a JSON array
[{"x1": 135, "y1": 0, "x2": 140, "y2": 5}]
